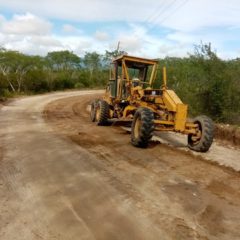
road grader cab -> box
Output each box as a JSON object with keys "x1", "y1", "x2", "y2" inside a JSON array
[{"x1": 90, "y1": 55, "x2": 214, "y2": 152}]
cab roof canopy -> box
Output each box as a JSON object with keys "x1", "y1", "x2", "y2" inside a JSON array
[{"x1": 113, "y1": 55, "x2": 158, "y2": 69}]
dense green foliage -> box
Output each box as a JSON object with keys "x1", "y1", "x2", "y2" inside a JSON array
[
  {"x1": 157, "y1": 43, "x2": 240, "y2": 124},
  {"x1": 0, "y1": 44, "x2": 239, "y2": 124},
  {"x1": 0, "y1": 48, "x2": 109, "y2": 96}
]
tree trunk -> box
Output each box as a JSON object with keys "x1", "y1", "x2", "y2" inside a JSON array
[{"x1": 6, "y1": 77, "x2": 16, "y2": 92}]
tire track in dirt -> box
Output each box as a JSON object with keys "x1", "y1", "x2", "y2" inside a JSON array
[{"x1": 44, "y1": 94, "x2": 240, "y2": 240}]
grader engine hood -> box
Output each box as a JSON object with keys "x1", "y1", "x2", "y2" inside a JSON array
[
  {"x1": 163, "y1": 90, "x2": 182, "y2": 112},
  {"x1": 163, "y1": 90, "x2": 188, "y2": 131}
]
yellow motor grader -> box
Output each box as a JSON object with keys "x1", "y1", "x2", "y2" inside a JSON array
[{"x1": 90, "y1": 55, "x2": 214, "y2": 152}]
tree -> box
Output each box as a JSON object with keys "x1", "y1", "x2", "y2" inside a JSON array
[
  {"x1": 45, "y1": 51, "x2": 81, "y2": 90},
  {"x1": 103, "y1": 49, "x2": 127, "y2": 66},
  {"x1": 188, "y1": 42, "x2": 228, "y2": 121},
  {"x1": 0, "y1": 49, "x2": 16, "y2": 92},
  {"x1": 46, "y1": 50, "x2": 81, "y2": 71},
  {"x1": 83, "y1": 52, "x2": 101, "y2": 71},
  {"x1": 83, "y1": 52, "x2": 102, "y2": 84}
]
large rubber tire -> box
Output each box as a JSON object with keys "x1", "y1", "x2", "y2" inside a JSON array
[
  {"x1": 96, "y1": 100, "x2": 109, "y2": 126},
  {"x1": 90, "y1": 99, "x2": 99, "y2": 122},
  {"x1": 131, "y1": 108, "x2": 154, "y2": 148},
  {"x1": 188, "y1": 115, "x2": 214, "y2": 152}
]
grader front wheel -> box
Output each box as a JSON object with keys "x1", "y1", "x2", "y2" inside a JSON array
[
  {"x1": 188, "y1": 115, "x2": 214, "y2": 152},
  {"x1": 131, "y1": 108, "x2": 154, "y2": 148}
]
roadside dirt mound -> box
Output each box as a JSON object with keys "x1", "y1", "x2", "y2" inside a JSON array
[{"x1": 215, "y1": 124, "x2": 240, "y2": 146}]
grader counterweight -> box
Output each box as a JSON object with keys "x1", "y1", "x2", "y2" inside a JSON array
[{"x1": 90, "y1": 55, "x2": 214, "y2": 152}]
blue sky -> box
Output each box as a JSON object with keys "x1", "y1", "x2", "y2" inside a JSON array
[{"x1": 0, "y1": 0, "x2": 240, "y2": 59}]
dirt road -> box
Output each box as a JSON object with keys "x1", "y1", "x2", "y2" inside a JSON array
[{"x1": 1, "y1": 91, "x2": 240, "y2": 240}]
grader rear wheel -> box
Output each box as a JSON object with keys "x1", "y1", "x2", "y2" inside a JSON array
[
  {"x1": 96, "y1": 100, "x2": 109, "y2": 126},
  {"x1": 90, "y1": 99, "x2": 99, "y2": 122},
  {"x1": 131, "y1": 108, "x2": 154, "y2": 148},
  {"x1": 188, "y1": 115, "x2": 214, "y2": 152}
]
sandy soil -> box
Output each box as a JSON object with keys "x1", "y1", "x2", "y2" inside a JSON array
[{"x1": 0, "y1": 90, "x2": 240, "y2": 240}]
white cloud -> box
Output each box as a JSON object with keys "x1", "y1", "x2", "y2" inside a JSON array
[
  {"x1": 120, "y1": 36, "x2": 142, "y2": 53},
  {"x1": 0, "y1": 14, "x2": 5, "y2": 25},
  {"x1": 62, "y1": 24, "x2": 79, "y2": 33},
  {"x1": 114, "y1": 24, "x2": 147, "y2": 54},
  {"x1": 0, "y1": 13, "x2": 94, "y2": 55},
  {"x1": 0, "y1": 1, "x2": 240, "y2": 58},
  {"x1": 31, "y1": 36, "x2": 62, "y2": 47},
  {"x1": 1, "y1": 0, "x2": 240, "y2": 31},
  {"x1": 0, "y1": 0, "x2": 154, "y2": 22},
  {"x1": 160, "y1": 0, "x2": 240, "y2": 31},
  {"x1": 1, "y1": 12, "x2": 52, "y2": 35},
  {"x1": 94, "y1": 30, "x2": 109, "y2": 41},
  {"x1": 0, "y1": 13, "x2": 229, "y2": 59}
]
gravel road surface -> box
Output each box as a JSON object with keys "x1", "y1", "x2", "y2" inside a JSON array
[{"x1": 0, "y1": 90, "x2": 240, "y2": 240}]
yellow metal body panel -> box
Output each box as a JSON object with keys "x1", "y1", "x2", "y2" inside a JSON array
[
  {"x1": 113, "y1": 55, "x2": 158, "y2": 65},
  {"x1": 174, "y1": 104, "x2": 188, "y2": 131},
  {"x1": 154, "y1": 97, "x2": 164, "y2": 104},
  {"x1": 123, "y1": 105, "x2": 136, "y2": 118},
  {"x1": 163, "y1": 90, "x2": 183, "y2": 112},
  {"x1": 154, "y1": 120, "x2": 174, "y2": 125},
  {"x1": 162, "y1": 66, "x2": 167, "y2": 89},
  {"x1": 149, "y1": 63, "x2": 158, "y2": 86}
]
